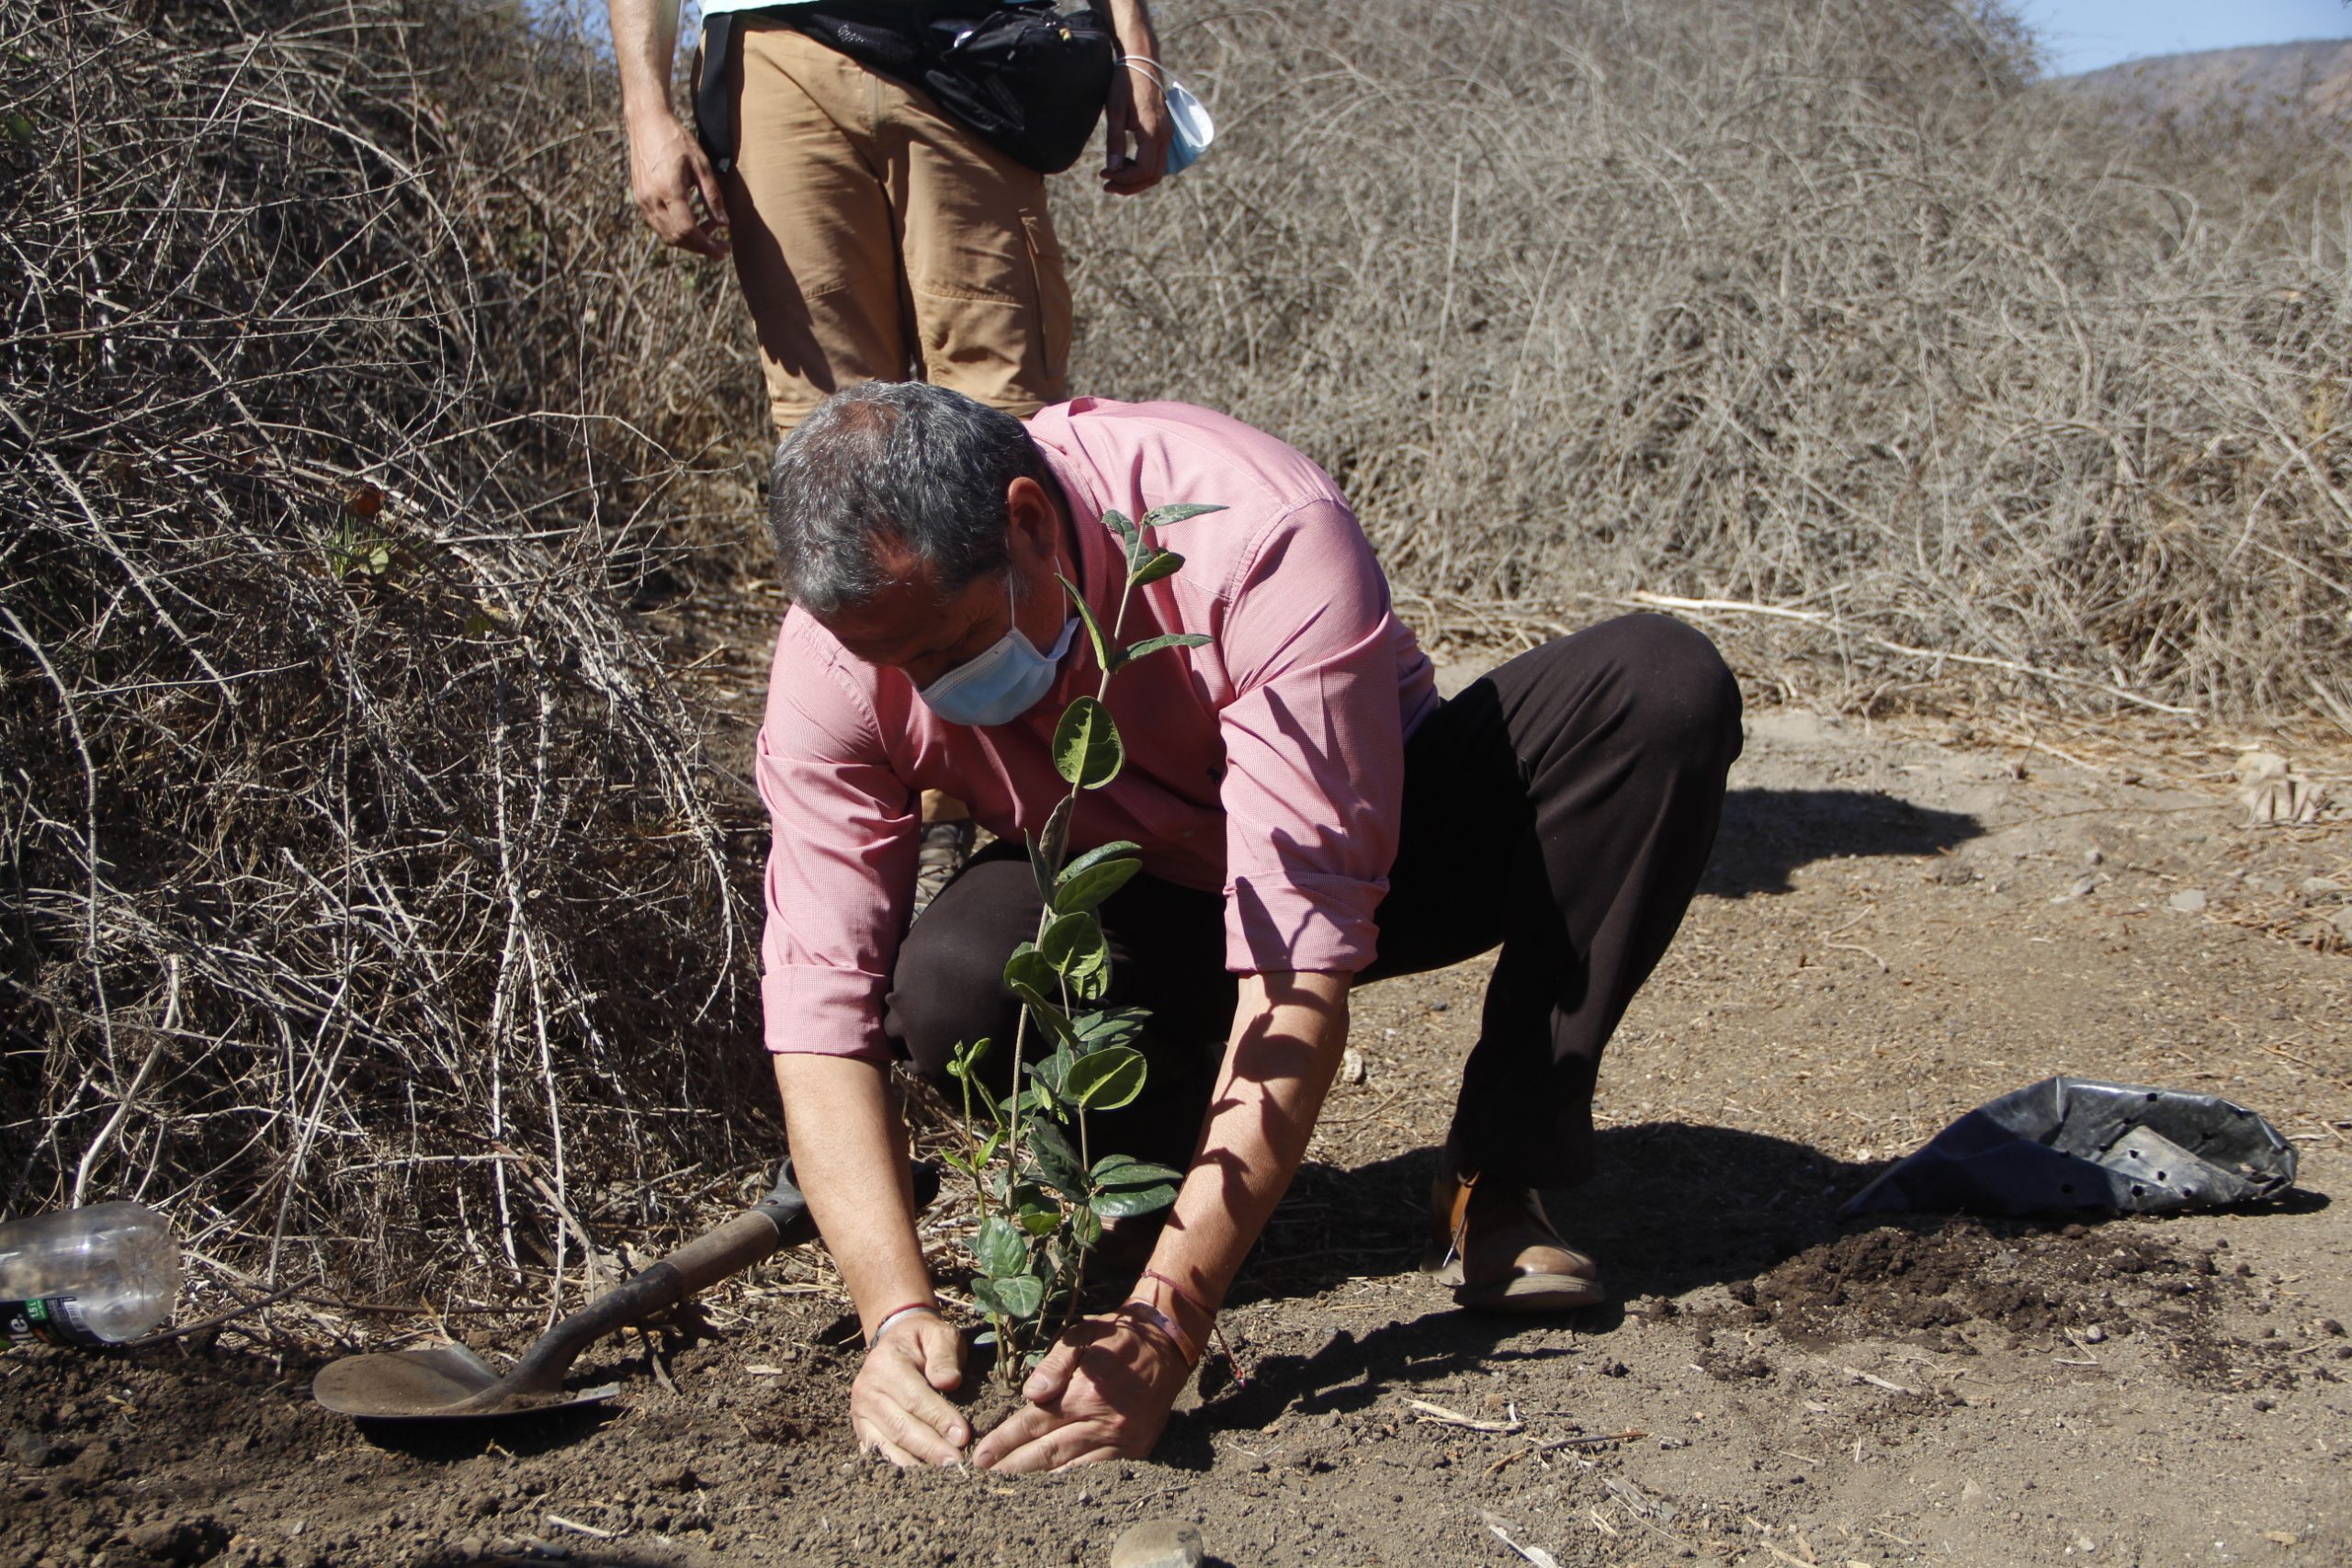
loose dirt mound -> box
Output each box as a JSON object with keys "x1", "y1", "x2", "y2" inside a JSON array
[{"x1": 1734, "y1": 1219, "x2": 2224, "y2": 1344}]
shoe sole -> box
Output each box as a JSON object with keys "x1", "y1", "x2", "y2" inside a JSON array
[{"x1": 1453, "y1": 1273, "x2": 1607, "y2": 1314}]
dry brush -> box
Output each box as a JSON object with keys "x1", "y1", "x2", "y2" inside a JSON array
[
  {"x1": 1065, "y1": 0, "x2": 2352, "y2": 720},
  {"x1": 1, "y1": 0, "x2": 774, "y2": 1298}
]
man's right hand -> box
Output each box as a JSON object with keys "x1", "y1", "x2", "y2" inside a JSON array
[
  {"x1": 625, "y1": 111, "x2": 730, "y2": 259},
  {"x1": 851, "y1": 1312, "x2": 969, "y2": 1466}
]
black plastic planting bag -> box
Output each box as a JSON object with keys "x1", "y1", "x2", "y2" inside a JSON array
[{"x1": 1841, "y1": 1077, "x2": 2298, "y2": 1217}]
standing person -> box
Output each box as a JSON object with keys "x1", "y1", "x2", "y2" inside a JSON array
[
  {"x1": 610, "y1": 0, "x2": 1169, "y2": 432},
  {"x1": 754, "y1": 382, "x2": 1745, "y2": 1471},
  {"x1": 611, "y1": 0, "x2": 1170, "y2": 886}
]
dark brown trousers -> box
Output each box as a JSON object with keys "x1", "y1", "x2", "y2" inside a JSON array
[{"x1": 883, "y1": 614, "x2": 1744, "y2": 1189}]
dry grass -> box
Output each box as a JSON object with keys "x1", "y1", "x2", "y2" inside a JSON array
[
  {"x1": 1062, "y1": 0, "x2": 2352, "y2": 720},
  {"x1": 0, "y1": 0, "x2": 774, "y2": 1297}
]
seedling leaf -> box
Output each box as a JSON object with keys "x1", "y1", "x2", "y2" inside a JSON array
[
  {"x1": 974, "y1": 1273, "x2": 1045, "y2": 1321},
  {"x1": 1140, "y1": 502, "x2": 1225, "y2": 532},
  {"x1": 1052, "y1": 855, "x2": 1141, "y2": 915},
  {"x1": 1008, "y1": 980, "x2": 1080, "y2": 1045},
  {"x1": 1074, "y1": 1007, "x2": 1149, "y2": 1054},
  {"x1": 977, "y1": 1215, "x2": 1027, "y2": 1279},
  {"x1": 1115, "y1": 630, "x2": 1211, "y2": 670},
  {"x1": 1091, "y1": 1155, "x2": 1185, "y2": 1188},
  {"x1": 1057, "y1": 840, "x2": 1140, "y2": 886},
  {"x1": 1051, "y1": 695, "x2": 1124, "y2": 790},
  {"x1": 1029, "y1": 1121, "x2": 1086, "y2": 1198},
  {"x1": 1064, "y1": 1045, "x2": 1147, "y2": 1111},
  {"x1": 1002, "y1": 943, "x2": 1055, "y2": 998},
  {"x1": 1026, "y1": 795, "x2": 1074, "y2": 902},
  {"x1": 1091, "y1": 1183, "x2": 1179, "y2": 1218},
  {"x1": 1039, "y1": 911, "x2": 1109, "y2": 998},
  {"x1": 1126, "y1": 547, "x2": 1185, "y2": 589},
  {"x1": 1057, "y1": 573, "x2": 1114, "y2": 673}
]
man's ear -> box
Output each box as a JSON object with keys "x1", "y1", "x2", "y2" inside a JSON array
[{"x1": 1003, "y1": 475, "x2": 1059, "y2": 571}]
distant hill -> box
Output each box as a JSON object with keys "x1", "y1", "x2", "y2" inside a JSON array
[{"x1": 2064, "y1": 38, "x2": 2352, "y2": 118}]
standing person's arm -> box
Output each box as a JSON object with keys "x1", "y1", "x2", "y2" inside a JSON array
[
  {"x1": 609, "y1": 0, "x2": 731, "y2": 257},
  {"x1": 1100, "y1": 0, "x2": 1171, "y2": 195},
  {"x1": 775, "y1": 1053, "x2": 970, "y2": 1466}
]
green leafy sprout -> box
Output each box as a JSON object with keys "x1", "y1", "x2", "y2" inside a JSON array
[{"x1": 940, "y1": 501, "x2": 1224, "y2": 1382}]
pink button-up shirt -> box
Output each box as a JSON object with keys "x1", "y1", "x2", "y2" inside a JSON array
[{"x1": 755, "y1": 399, "x2": 1440, "y2": 1060}]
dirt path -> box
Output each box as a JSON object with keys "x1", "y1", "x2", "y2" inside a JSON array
[{"x1": 6, "y1": 702, "x2": 2349, "y2": 1568}]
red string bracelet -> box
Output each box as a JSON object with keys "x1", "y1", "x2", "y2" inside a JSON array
[
  {"x1": 1116, "y1": 1299, "x2": 1199, "y2": 1369},
  {"x1": 1142, "y1": 1268, "x2": 1248, "y2": 1387}
]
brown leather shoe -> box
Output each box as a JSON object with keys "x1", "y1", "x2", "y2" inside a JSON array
[{"x1": 1422, "y1": 1150, "x2": 1604, "y2": 1313}]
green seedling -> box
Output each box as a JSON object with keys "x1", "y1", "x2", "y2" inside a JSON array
[{"x1": 940, "y1": 502, "x2": 1223, "y2": 1382}]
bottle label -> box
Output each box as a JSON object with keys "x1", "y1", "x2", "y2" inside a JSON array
[{"x1": 3, "y1": 1296, "x2": 102, "y2": 1348}]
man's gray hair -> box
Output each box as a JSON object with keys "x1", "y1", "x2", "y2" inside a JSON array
[{"x1": 767, "y1": 381, "x2": 1048, "y2": 615}]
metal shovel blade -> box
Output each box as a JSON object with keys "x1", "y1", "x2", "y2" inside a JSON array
[
  {"x1": 311, "y1": 1342, "x2": 619, "y2": 1420},
  {"x1": 311, "y1": 1168, "x2": 819, "y2": 1421}
]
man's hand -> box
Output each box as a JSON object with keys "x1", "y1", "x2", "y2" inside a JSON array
[
  {"x1": 852, "y1": 1313, "x2": 970, "y2": 1467},
  {"x1": 1101, "y1": 62, "x2": 1171, "y2": 196},
  {"x1": 626, "y1": 110, "x2": 730, "y2": 258},
  {"x1": 970, "y1": 1314, "x2": 1192, "y2": 1472}
]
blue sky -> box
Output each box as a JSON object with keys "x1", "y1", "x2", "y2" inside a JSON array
[
  {"x1": 534, "y1": 1, "x2": 2351, "y2": 79},
  {"x1": 2017, "y1": 0, "x2": 2352, "y2": 75}
]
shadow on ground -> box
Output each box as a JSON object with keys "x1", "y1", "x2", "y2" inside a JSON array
[
  {"x1": 1238, "y1": 1122, "x2": 1885, "y2": 1313},
  {"x1": 1703, "y1": 788, "x2": 1982, "y2": 897},
  {"x1": 1200, "y1": 1121, "x2": 2333, "y2": 1449}
]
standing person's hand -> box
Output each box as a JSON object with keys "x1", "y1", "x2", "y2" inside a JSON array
[
  {"x1": 625, "y1": 110, "x2": 731, "y2": 259},
  {"x1": 1101, "y1": 62, "x2": 1171, "y2": 196},
  {"x1": 851, "y1": 1312, "x2": 970, "y2": 1466},
  {"x1": 971, "y1": 1313, "x2": 1192, "y2": 1472}
]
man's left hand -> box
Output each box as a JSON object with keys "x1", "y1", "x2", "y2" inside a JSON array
[
  {"x1": 970, "y1": 1313, "x2": 1192, "y2": 1472},
  {"x1": 1101, "y1": 64, "x2": 1171, "y2": 196}
]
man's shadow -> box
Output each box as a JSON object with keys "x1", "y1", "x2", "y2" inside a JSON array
[
  {"x1": 1702, "y1": 788, "x2": 1982, "y2": 897},
  {"x1": 1238, "y1": 1122, "x2": 1880, "y2": 1308},
  {"x1": 1150, "y1": 1124, "x2": 1881, "y2": 1459}
]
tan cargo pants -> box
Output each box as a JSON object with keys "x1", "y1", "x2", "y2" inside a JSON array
[{"x1": 718, "y1": 18, "x2": 1075, "y2": 435}]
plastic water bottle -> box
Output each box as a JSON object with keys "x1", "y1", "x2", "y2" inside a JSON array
[{"x1": 0, "y1": 1201, "x2": 182, "y2": 1347}]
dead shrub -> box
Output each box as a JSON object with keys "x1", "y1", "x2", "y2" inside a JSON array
[
  {"x1": 1061, "y1": 0, "x2": 2351, "y2": 720},
  {"x1": 1, "y1": 0, "x2": 773, "y2": 1294}
]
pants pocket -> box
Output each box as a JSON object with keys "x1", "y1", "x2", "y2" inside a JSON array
[{"x1": 1022, "y1": 209, "x2": 1073, "y2": 400}]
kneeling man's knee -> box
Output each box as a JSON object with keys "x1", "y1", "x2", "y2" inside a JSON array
[
  {"x1": 886, "y1": 917, "x2": 1017, "y2": 1081},
  {"x1": 1607, "y1": 614, "x2": 1744, "y2": 768}
]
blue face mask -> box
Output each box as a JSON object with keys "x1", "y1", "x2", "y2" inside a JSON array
[
  {"x1": 1163, "y1": 79, "x2": 1214, "y2": 175},
  {"x1": 917, "y1": 575, "x2": 1078, "y2": 728}
]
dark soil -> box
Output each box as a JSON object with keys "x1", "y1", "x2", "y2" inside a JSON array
[{"x1": 5, "y1": 703, "x2": 2350, "y2": 1568}]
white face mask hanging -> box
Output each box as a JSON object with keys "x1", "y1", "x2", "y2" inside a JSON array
[
  {"x1": 1163, "y1": 79, "x2": 1214, "y2": 175},
  {"x1": 1120, "y1": 57, "x2": 1216, "y2": 176}
]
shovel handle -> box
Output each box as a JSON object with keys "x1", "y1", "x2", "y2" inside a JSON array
[{"x1": 503, "y1": 1205, "x2": 797, "y2": 1396}]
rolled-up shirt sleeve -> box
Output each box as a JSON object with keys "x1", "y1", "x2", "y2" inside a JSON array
[
  {"x1": 755, "y1": 622, "x2": 918, "y2": 1061},
  {"x1": 1216, "y1": 498, "x2": 1407, "y2": 975}
]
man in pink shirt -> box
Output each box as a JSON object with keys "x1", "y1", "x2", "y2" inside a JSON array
[{"x1": 757, "y1": 382, "x2": 1741, "y2": 1471}]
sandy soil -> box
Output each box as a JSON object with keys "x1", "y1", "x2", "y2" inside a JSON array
[{"x1": 5, "y1": 697, "x2": 2349, "y2": 1568}]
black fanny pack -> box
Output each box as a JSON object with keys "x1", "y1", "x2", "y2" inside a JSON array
[{"x1": 698, "y1": 1, "x2": 1115, "y2": 176}]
